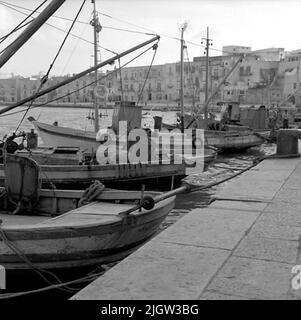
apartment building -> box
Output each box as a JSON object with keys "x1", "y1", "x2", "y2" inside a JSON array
[{"x1": 1, "y1": 46, "x2": 301, "y2": 108}]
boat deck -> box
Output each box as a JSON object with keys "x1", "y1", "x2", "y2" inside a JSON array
[
  {"x1": 0, "y1": 201, "x2": 133, "y2": 229},
  {"x1": 0, "y1": 213, "x2": 48, "y2": 226}
]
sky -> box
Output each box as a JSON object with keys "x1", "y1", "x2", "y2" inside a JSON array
[{"x1": 0, "y1": 0, "x2": 300, "y2": 77}]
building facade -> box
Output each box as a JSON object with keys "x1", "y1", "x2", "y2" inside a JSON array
[{"x1": 1, "y1": 46, "x2": 301, "y2": 109}]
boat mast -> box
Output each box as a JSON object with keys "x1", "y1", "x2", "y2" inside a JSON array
[
  {"x1": 91, "y1": 0, "x2": 101, "y2": 132},
  {"x1": 180, "y1": 22, "x2": 187, "y2": 133},
  {"x1": 0, "y1": 0, "x2": 66, "y2": 69},
  {"x1": 186, "y1": 54, "x2": 244, "y2": 129},
  {"x1": 203, "y1": 26, "x2": 211, "y2": 129}
]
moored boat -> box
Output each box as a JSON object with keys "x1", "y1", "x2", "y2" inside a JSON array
[{"x1": 0, "y1": 154, "x2": 175, "y2": 272}]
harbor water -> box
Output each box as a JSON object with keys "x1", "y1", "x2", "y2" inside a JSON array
[{"x1": 0, "y1": 106, "x2": 276, "y2": 298}]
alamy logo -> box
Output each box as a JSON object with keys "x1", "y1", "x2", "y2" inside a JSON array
[
  {"x1": 292, "y1": 265, "x2": 301, "y2": 290},
  {"x1": 0, "y1": 265, "x2": 5, "y2": 290},
  {"x1": 95, "y1": 121, "x2": 205, "y2": 169}
]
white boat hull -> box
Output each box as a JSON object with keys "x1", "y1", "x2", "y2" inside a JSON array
[{"x1": 31, "y1": 120, "x2": 99, "y2": 153}]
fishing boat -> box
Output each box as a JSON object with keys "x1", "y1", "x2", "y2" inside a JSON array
[
  {"x1": 0, "y1": 139, "x2": 216, "y2": 189},
  {"x1": 0, "y1": 153, "x2": 175, "y2": 272},
  {"x1": 172, "y1": 25, "x2": 268, "y2": 152},
  {"x1": 0, "y1": 142, "x2": 188, "y2": 189},
  {"x1": 177, "y1": 120, "x2": 267, "y2": 152}
]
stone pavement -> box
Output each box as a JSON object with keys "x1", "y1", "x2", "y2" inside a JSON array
[{"x1": 72, "y1": 157, "x2": 301, "y2": 300}]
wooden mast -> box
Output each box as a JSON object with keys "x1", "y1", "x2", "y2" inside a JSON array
[
  {"x1": 203, "y1": 26, "x2": 211, "y2": 129},
  {"x1": 0, "y1": 0, "x2": 66, "y2": 69},
  {"x1": 180, "y1": 22, "x2": 187, "y2": 133},
  {"x1": 186, "y1": 55, "x2": 244, "y2": 129},
  {"x1": 91, "y1": 0, "x2": 100, "y2": 132}
]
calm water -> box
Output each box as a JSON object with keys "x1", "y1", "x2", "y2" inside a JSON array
[{"x1": 0, "y1": 106, "x2": 276, "y2": 299}]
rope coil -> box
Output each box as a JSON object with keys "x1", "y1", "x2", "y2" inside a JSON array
[{"x1": 78, "y1": 181, "x2": 105, "y2": 207}]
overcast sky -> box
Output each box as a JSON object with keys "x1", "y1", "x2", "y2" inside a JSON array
[{"x1": 0, "y1": 0, "x2": 300, "y2": 77}]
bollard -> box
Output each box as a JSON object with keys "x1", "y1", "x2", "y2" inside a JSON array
[
  {"x1": 26, "y1": 129, "x2": 38, "y2": 149},
  {"x1": 276, "y1": 129, "x2": 301, "y2": 156},
  {"x1": 153, "y1": 116, "x2": 162, "y2": 130}
]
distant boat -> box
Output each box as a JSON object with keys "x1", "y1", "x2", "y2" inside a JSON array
[
  {"x1": 0, "y1": 154, "x2": 175, "y2": 274},
  {"x1": 163, "y1": 102, "x2": 268, "y2": 152}
]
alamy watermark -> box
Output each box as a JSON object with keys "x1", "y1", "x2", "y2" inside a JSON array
[
  {"x1": 292, "y1": 265, "x2": 301, "y2": 290},
  {"x1": 95, "y1": 121, "x2": 205, "y2": 168},
  {"x1": 0, "y1": 265, "x2": 5, "y2": 290}
]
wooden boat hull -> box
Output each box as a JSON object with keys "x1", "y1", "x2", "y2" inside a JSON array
[
  {"x1": 204, "y1": 130, "x2": 266, "y2": 151},
  {"x1": 0, "y1": 191, "x2": 175, "y2": 271},
  {"x1": 161, "y1": 121, "x2": 267, "y2": 152},
  {"x1": 0, "y1": 162, "x2": 186, "y2": 189}
]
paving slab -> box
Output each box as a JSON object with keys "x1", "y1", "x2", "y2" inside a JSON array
[
  {"x1": 273, "y1": 188, "x2": 301, "y2": 204},
  {"x1": 72, "y1": 242, "x2": 230, "y2": 300},
  {"x1": 258, "y1": 211, "x2": 301, "y2": 228},
  {"x1": 233, "y1": 234, "x2": 298, "y2": 264},
  {"x1": 250, "y1": 222, "x2": 301, "y2": 241},
  {"x1": 209, "y1": 200, "x2": 268, "y2": 212},
  {"x1": 252, "y1": 158, "x2": 300, "y2": 171},
  {"x1": 216, "y1": 172, "x2": 287, "y2": 201},
  {"x1": 155, "y1": 207, "x2": 260, "y2": 250},
  {"x1": 207, "y1": 257, "x2": 294, "y2": 300},
  {"x1": 282, "y1": 171, "x2": 301, "y2": 189},
  {"x1": 199, "y1": 291, "x2": 251, "y2": 300}
]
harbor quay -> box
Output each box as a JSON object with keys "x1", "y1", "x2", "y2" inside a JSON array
[{"x1": 72, "y1": 153, "x2": 301, "y2": 300}]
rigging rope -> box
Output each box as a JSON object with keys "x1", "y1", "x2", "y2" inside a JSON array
[
  {"x1": 0, "y1": 0, "x2": 154, "y2": 36},
  {"x1": 0, "y1": 21, "x2": 31, "y2": 44},
  {"x1": 184, "y1": 43, "x2": 198, "y2": 112},
  {"x1": 136, "y1": 42, "x2": 159, "y2": 106},
  {"x1": 0, "y1": 0, "x2": 47, "y2": 46},
  {"x1": 61, "y1": 13, "x2": 92, "y2": 76},
  {"x1": 0, "y1": 0, "x2": 262, "y2": 57},
  {"x1": 0, "y1": 0, "x2": 125, "y2": 55},
  {"x1": 0, "y1": 42, "x2": 157, "y2": 119},
  {"x1": 118, "y1": 58, "x2": 125, "y2": 103},
  {"x1": 13, "y1": 0, "x2": 87, "y2": 133}
]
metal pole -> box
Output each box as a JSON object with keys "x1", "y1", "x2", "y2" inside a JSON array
[
  {"x1": 0, "y1": 35, "x2": 160, "y2": 115},
  {"x1": 204, "y1": 26, "x2": 210, "y2": 129},
  {"x1": 180, "y1": 26, "x2": 185, "y2": 133},
  {"x1": 92, "y1": 0, "x2": 99, "y2": 132},
  {"x1": 0, "y1": 0, "x2": 66, "y2": 69}
]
